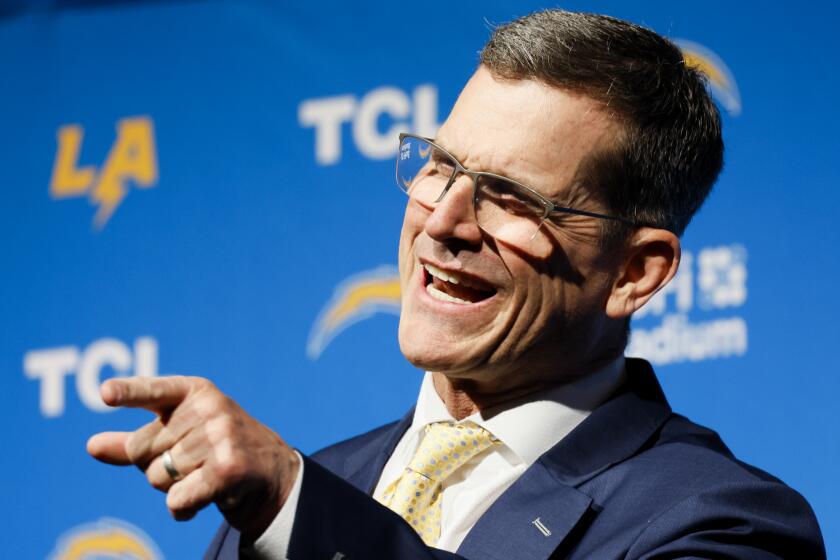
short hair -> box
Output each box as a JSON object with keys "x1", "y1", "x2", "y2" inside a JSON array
[{"x1": 480, "y1": 10, "x2": 724, "y2": 242}]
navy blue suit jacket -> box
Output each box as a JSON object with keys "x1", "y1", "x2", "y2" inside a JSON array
[{"x1": 206, "y1": 359, "x2": 825, "y2": 559}]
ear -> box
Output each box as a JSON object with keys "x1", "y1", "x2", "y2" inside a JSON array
[{"x1": 605, "y1": 228, "x2": 681, "y2": 319}]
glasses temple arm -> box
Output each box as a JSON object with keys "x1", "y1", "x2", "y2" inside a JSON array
[{"x1": 549, "y1": 206, "x2": 638, "y2": 226}]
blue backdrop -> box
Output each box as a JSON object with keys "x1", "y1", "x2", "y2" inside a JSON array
[{"x1": 1, "y1": 0, "x2": 837, "y2": 557}]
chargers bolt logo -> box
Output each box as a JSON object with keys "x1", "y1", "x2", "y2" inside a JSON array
[
  {"x1": 307, "y1": 266, "x2": 401, "y2": 359},
  {"x1": 48, "y1": 517, "x2": 162, "y2": 560},
  {"x1": 676, "y1": 39, "x2": 741, "y2": 116}
]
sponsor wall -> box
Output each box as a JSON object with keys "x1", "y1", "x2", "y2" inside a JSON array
[{"x1": 2, "y1": 0, "x2": 838, "y2": 557}]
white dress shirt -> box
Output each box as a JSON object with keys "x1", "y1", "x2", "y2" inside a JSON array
[{"x1": 247, "y1": 357, "x2": 625, "y2": 559}]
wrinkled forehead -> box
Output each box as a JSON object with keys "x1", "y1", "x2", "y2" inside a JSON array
[{"x1": 435, "y1": 67, "x2": 620, "y2": 201}]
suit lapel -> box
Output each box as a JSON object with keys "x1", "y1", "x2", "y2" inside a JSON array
[
  {"x1": 344, "y1": 407, "x2": 415, "y2": 493},
  {"x1": 331, "y1": 360, "x2": 671, "y2": 560},
  {"x1": 457, "y1": 359, "x2": 672, "y2": 560},
  {"x1": 457, "y1": 461, "x2": 593, "y2": 560}
]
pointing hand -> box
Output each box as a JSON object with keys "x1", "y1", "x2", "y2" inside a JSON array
[{"x1": 87, "y1": 375, "x2": 299, "y2": 541}]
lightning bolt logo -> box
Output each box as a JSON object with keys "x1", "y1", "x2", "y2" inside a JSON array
[
  {"x1": 676, "y1": 39, "x2": 741, "y2": 116},
  {"x1": 49, "y1": 518, "x2": 162, "y2": 560},
  {"x1": 307, "y1": 266, "x2": 402, "y2": 359},
  {"x1": 50, "y1": 116, "x2": 159, "y2": 230}
]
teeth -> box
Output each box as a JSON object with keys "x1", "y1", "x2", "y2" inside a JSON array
[
  {"x1": 424, "y1": 263, "x2": 487, "y2": 290},
  {"x1": 426, "y1": 283, "x2": 471, "y2": 305},
  {"x1": 424, "y1": 263, "x2": 459, "y2": 285}
]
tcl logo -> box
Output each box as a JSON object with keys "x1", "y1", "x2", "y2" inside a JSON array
[
  {"x1": 299, "y1": 84, "x2": 440, "y2": 165},
  {"x1": 24, "y1": 336, "x2": 159, "y2": 418}
]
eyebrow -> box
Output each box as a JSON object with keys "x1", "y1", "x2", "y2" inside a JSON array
[
  {"x1": 431, "y1": 135, "x2": 590, "y2": 213},
  {"x1": 432, "y1": 138, "x2": 521, "y2": 184}
]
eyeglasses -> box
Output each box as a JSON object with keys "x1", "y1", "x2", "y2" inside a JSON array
[{"x1": 395, "y1": 133, "x2": 634, "y2": 248}]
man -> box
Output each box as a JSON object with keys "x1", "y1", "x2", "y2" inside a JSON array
[{"x1": 88, "y1": 10, "x2": 825, "y2": 559}]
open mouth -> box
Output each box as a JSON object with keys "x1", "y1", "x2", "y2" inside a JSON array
[{"x1": 423, "y1": 263, "x2": 497, "y2": 305}]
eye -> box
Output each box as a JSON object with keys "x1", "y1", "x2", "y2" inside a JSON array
[
  {"x1": 482, "y1": 179, "x2": 541, "y2": 216},
  {"x1": 431, "y1": 153, "x2": 455, "y2": 177},
  {"x1": 500, "y1": 195, "x2": 538, "y2": 216}
]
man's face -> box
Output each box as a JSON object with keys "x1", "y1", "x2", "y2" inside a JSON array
[{"x1": 398, "y1": 67, "x2": 625, "y2": 388}]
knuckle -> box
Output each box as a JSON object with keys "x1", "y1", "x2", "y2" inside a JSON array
[
  {"x1": 147, "y1": 470, "x2": 169, "y2": 492},
  {"x1": 166, "y1": 483, "x2": 206, "y2": 521},
  {"x1": 208, "y1": 391, "x2": 230, "y2": 410},
  {"x1": 166, "y1": 489, "x2": 187, "y2": 511},
  {"x1": 189, "y1": 396, "x2": 215, "y2": 419},
  {"x1": 149, "y1": 383, "x2": 166, "y2": 402},
  {"x1": 124, "y1": 434, "x2": 145, "y2": 464},
  {"x1": 207, "y1": 415, "x2": 238, "y2": 443},
  {"x1": 212, "y1": 392, "x2": 234, "y2": 413},
  {"x1": 213, "y1": 455, "x2": 247, "y2": 484},
  {"x1": 192, "y1": 391, "x2": 231, "y2": 420},
  {"x1": 189, "y1": 376, "x2": 216, "y2": 392}
]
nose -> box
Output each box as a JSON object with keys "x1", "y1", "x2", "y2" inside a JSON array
[{"x1": 423, "y1": 173, "x2": 483, "y2": 246}]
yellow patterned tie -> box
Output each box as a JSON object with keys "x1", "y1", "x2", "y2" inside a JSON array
[{"x1": 377, "y1": 421, "x2": 498, "y2": 545}]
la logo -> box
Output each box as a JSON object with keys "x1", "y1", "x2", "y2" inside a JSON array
[{"x1": 50, "y1": 116, "x2": 158, "y2": 229}]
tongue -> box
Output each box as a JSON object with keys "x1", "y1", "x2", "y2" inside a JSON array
[{"x1": 432, "y1": 277, "x2": 494, "y2": 303}]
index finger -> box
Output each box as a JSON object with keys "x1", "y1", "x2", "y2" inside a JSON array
[{"x1": 101, "y1": 375, "x2": 195, "y2": 412}]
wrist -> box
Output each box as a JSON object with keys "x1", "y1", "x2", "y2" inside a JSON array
[{"x1": 239, "y1": 447, "x2": 301, "y2": 543}]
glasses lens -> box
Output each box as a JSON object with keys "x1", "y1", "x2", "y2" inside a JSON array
[
  {"x1": 475, "y1": 176, "x2": 547, "y2": 245},
  {"x1": 395, "y1": 136, "x2": 549, "y2": 250},
  {"x1": 396, "y1": 137, "x2": 454, "y2": 204}
]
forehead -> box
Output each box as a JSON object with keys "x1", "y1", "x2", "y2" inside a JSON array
[{"x1": 436, "y1": 67, "x2": 619, "y2": 199}]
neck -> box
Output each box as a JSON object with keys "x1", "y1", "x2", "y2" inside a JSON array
[
  {"x1": 431, "y1": 371, "x2": 557, "y2": 420},
  {"x1": 430, "y1": 353, "x2": 624, "y2": 420}
]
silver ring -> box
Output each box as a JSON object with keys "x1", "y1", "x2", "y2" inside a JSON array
[{"x1": 162, "y1": 450, "x2": 184, "y2": 482}]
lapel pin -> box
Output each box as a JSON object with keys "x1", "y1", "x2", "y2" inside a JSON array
[{"x1": 532, "y1": 517, "x2": 552, "y2": 537}]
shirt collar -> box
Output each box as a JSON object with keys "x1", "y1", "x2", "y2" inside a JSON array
[{"x1": 410, "y1": 357, "x2": 626, "y2": 466}]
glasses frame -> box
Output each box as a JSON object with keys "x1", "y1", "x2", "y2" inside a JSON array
[{"x1": 397, "y1": 133, "x2": 637, "y2": 231}]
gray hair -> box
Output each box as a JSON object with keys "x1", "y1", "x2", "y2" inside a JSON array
[{"x1": 480, "y1": 10, "x2": 724, "y2": 241}]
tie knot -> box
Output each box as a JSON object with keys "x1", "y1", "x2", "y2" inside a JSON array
[{"x1": 408, "y1": 421, "x2": 497, "y2": 482}]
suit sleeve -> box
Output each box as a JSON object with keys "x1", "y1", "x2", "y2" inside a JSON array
[
  {"x1": 626, "y1": 480, "x2": 826, "y2": 559},
  {"x1": 288, "y1": 455, "x2": 463, "y2": 559},
  {"x1": 205, "y1": 454, "x2": 464, "y2": 560}
]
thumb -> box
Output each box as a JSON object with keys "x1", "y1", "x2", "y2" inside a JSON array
[{"x1": 87, "y1": 431, "x2": 133, "y2": 466}]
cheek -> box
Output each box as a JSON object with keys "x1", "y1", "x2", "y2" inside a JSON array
[
  {"x1": 528, "y1": 277, "x2": 566, "y2": 326},
  {"x1": 397, "y1": 207, "x2": 426, "y2": 281},
  {"x1": 499, "y1": 256, "x2": 555, "y2": 327},
  {"x1": 506, "y1": 249, "x2": 584, "y2": 331},
  {"x1": 403, "y1": 199, "x2": 430, "y2": 232},
  {"x1": 542, "y1": 265, "x2": 614, "y2": 331},
  {"x1": 399, "y1": 202, "x2": 432, "y2": 248}
]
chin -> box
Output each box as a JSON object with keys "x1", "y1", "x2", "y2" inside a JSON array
[
  {"x1": 399, "y1": 319, "x2": 453, "y2": 369},
  {"x1": 397, "y1": 318, "x2": 491, "y2": 374},
  {"x1": 398, "y1": 325, "x2": 449, "y2": 371}
]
